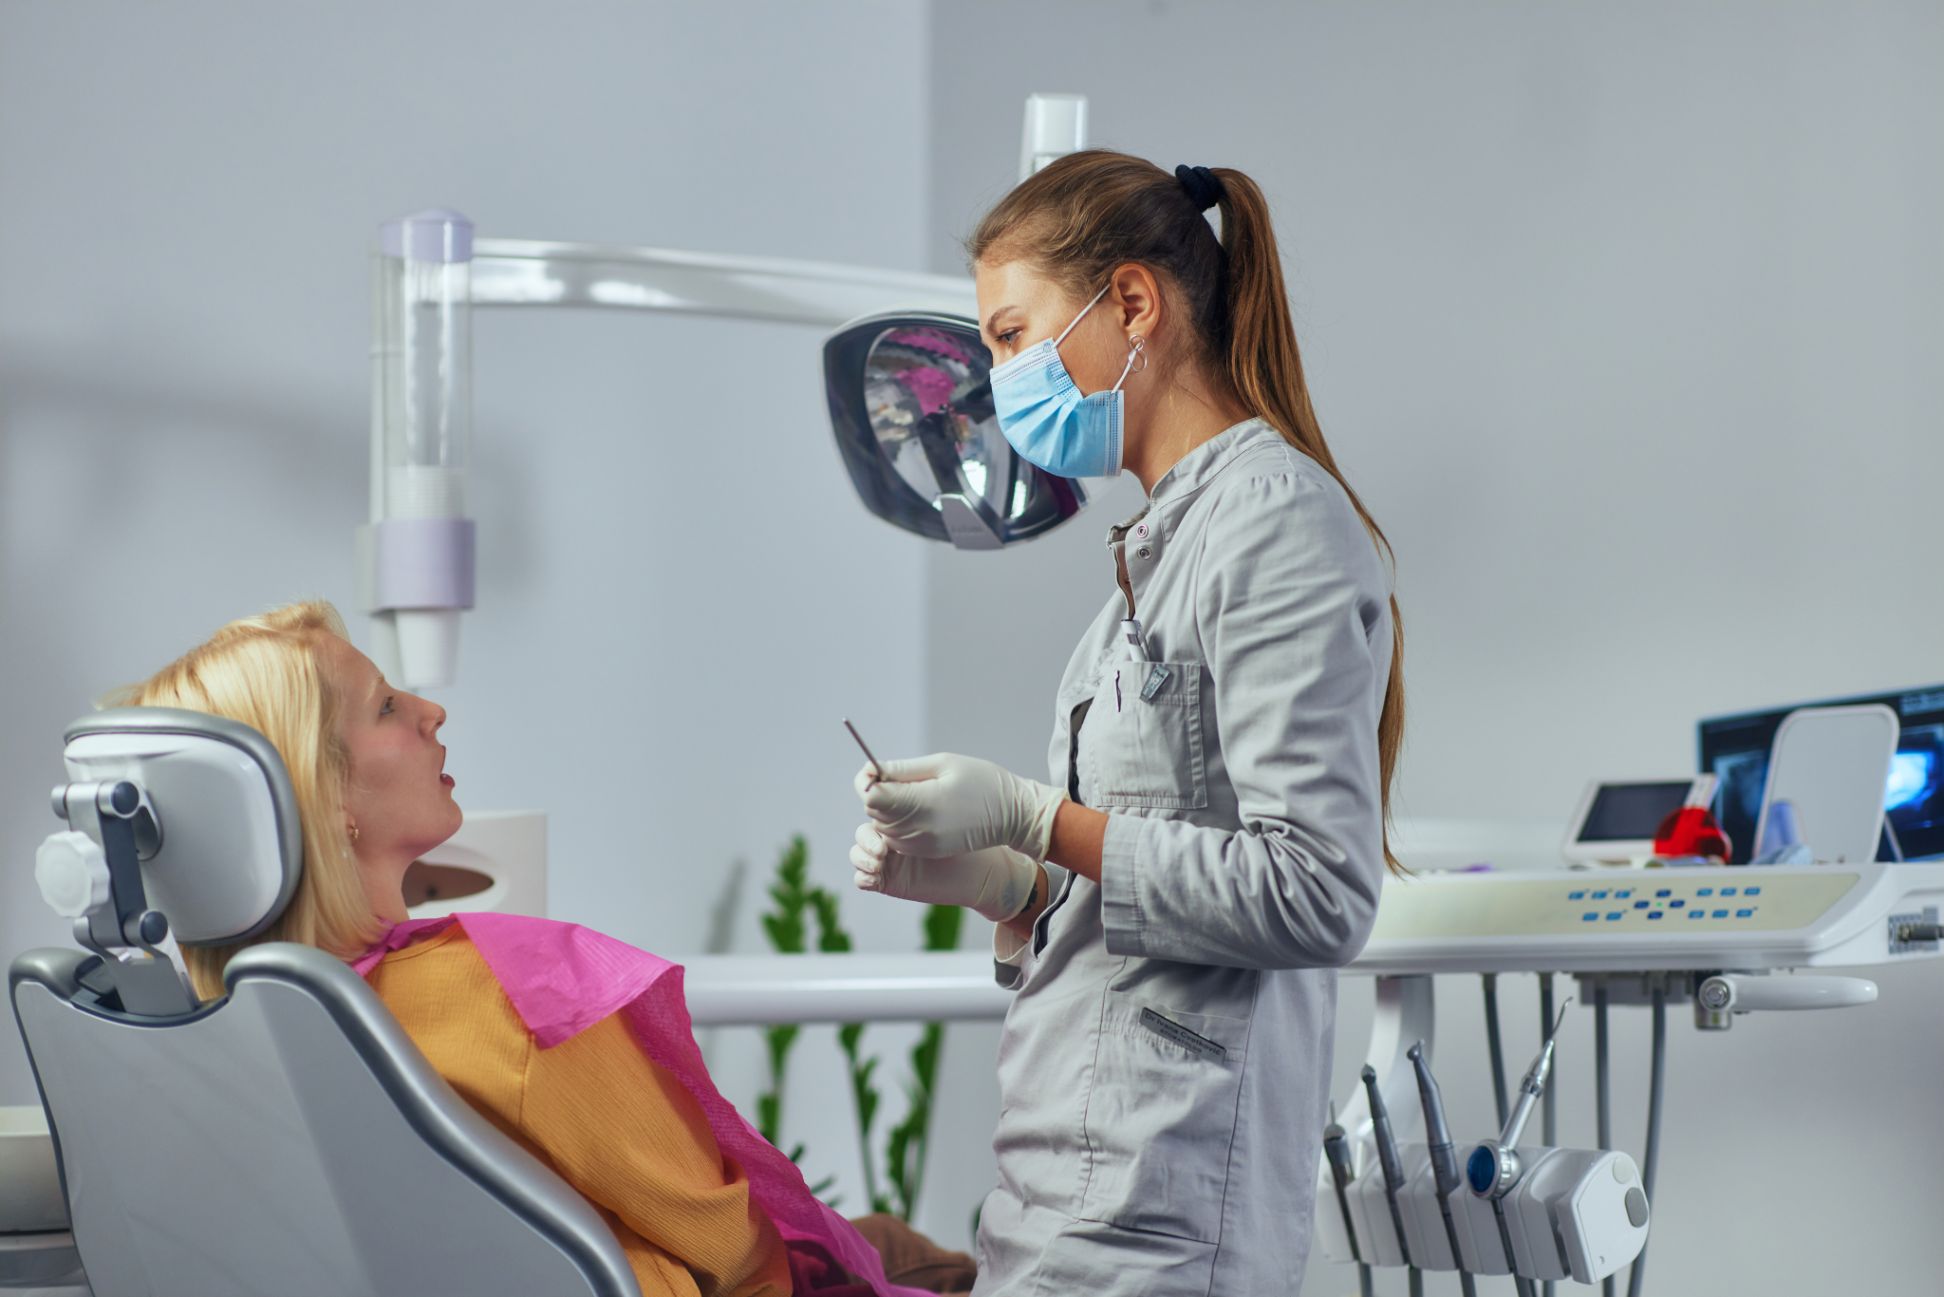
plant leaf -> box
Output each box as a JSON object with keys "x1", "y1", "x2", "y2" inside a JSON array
[{"x1": 923, "y1": 903, "x2": 964, "y2": 952}]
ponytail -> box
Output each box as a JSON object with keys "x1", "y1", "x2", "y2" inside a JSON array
[{"x1": 1211, "y1": 169, "x2": 1408, "y2": 873}]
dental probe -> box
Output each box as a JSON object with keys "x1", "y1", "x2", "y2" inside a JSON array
[
  {"x1": 1406, "y1": 1042, "x2": 1477, "y2": 1297},
  {"x1": 1321, "y1": 1103, "x2": 1373, "y2": 1297},
  {"x1": 1360, "y1": 1065, "x2": 1421, "y2": 1297},
  {"x1": 842, "y1": 719, "x2": 883, "y2": 782}
]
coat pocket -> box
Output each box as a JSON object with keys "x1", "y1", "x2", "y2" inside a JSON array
[
  {"x1": 1079, "y1": 660, "x2": 1209, "y2": 811},
  {"x1": 1078, "y1": 991, "x2": 1247, "y2": 1243}
]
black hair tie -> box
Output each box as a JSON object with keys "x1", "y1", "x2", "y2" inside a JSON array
[{"x1": 1174, "y1": 164, "x2": 1223, "y2": 213}]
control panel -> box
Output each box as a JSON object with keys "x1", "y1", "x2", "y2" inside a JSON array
[{"x1": 1354, "y1": 863, "x2": 1944, "y2": 975}]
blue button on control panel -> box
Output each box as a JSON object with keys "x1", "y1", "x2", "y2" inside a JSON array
[
  {"x1": 1669, "y1": 899, "x2": 1685, "y2": 908},
  {"x1": 1713, "y1": 909, "x2": 1729, "y2": 919},
  {"x1": 1591, "y1": 890, "x2": 1609, "y2": 900},
  {"x1": 1616, "y1": 890, "x2": 1633, "y2": 899},
  {"x1": 1634, "y1": 900, "x2": 1651, "y2": 909},
  {"x1": 1745, "y1": 887, "x2": 1761, "y2": 897},
  {"x1": 1656, "y1": 888, "x2": 1672, "y2": 897},
  {"x1": 1688, "y1": 911, "x2": 1705, "y2": 920},
  {"x1": 1736, "y1": 908, "x2": 1754, "y2": 918},
  {"x1": 1647, "y1": 911, "x2": 1663, "y2": 920},
  {"x1": 1698, "y1": 888, "x2": 1713, "y2": 897},
  {"x1": 1569, "y1": 890, "x2": 1586, "y2": 900},
  {"x1": 1722, "y1": 887, "x2": 1737, "y2": 897},
  {"x1": 1606, "y1": 912, "x2": 1623, "y2": 921}
]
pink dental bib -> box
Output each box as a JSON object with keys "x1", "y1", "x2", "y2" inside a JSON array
[{"x1": 354, "y1": 912, "x2": 928, "y2": 1297}]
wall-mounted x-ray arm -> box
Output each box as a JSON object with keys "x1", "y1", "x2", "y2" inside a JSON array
[{"x1": 358, "y1": 93, "x2": 1088, "y2": 689}]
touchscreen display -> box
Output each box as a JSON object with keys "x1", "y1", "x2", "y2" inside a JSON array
[{"x1": 1578, "y1": 781, "x2": 1694, "y2": 842}]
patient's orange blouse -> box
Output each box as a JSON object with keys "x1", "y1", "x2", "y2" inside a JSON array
[{"x1": 365, "y1": 924, "x2": 792, "y2": 1297}]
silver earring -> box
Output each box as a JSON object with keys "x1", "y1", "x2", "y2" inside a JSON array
[{"x1": 348, "y1": 824, "x2": 360, "y2": 842}]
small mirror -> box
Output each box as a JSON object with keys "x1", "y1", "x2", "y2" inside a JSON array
[{"x1": 825, "y1": 312, "x2": 1086, "y2": 548}]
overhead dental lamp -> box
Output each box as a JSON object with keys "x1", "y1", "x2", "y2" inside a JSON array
[
  {"x1": 359, "y1": 93, "x2": 1091, "y2": 688},
  {"x1": 823, "y1": 311, "x2": 1085, "y2": 550}
]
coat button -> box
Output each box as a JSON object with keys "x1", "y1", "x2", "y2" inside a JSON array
[
  {"x1": 1137, "y1": 545, "x2": 1152, "y2": 560},
  {"x1": 1135, "y1": 523, "x2": 1150, "y2": 538}
]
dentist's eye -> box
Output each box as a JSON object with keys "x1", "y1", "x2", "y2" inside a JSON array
[
  {"x1": 380, "y1": 696, "x2": 395, "y2": 718},
  {"x1": 997, "y1": 329, "x2": 1022, "y2": 346}
]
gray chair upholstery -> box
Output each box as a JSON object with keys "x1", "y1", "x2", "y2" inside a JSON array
[{"x1": 11, "y1": 941, "x2": 642, "y2": 1297}]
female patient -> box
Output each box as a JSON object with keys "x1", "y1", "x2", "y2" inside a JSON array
[{"x1": 118, "y1": 600, "x2": 971, "y2": 1297}]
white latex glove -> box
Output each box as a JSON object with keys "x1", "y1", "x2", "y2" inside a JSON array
[
  {"x1": 854, "y1": 752, "x2": 1064, "y2": 862},
  {"x1": 850, "y1": 823, "x2": 1039, "y2": 923}
]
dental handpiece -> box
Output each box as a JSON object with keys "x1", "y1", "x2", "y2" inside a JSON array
[
  {"x1": 1408, "y1": 1042, "x2": 1477, "y2": 1297},
  {"x1": 1360, "y1": 1065, "x2": 1415, "y2": 1270},
  {"x1": 1469, "y1": 999, "x2": 1573, "y2": 1201},
  {"x1": 1321, "y1": 1106, "x2": 1364, "y2": 1266}
]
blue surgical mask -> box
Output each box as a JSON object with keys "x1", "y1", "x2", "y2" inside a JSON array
[{"x1": 989, "y1": 284, "x2": 1147, "y2": 480}]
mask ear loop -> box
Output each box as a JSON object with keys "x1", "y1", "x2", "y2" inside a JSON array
[
  {"x1": 1110, "y1": 334, "x2": 1148, "y2": 393},
  {"x1": 1053, "y1": 282, "x2": 1115, "y2": 348}
]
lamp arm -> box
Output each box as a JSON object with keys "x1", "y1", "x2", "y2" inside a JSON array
[{"x1": 467, "y1": 237, "x2": 974, "y2": 325}]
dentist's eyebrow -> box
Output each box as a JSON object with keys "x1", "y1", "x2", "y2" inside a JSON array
[{"x1": 984, "y1": 305, "x2": 1020, "y2": 336}]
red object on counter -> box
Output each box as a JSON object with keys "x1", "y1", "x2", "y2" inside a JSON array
[{"x1": 1653, "y1": 805, "x2": 1732, "y2": 862}]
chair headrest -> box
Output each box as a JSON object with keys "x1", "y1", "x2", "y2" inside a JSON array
[{"x1": 50, "y1": 707, "x2": 303, "y2": 947}]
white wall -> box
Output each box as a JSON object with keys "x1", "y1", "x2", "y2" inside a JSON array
[
  {"x1": 0, "y1": 0, "x2": 995, "y2": 1246},
  {"x1": 927, "y1": 2, "x2": 1944, "y2": 1293}
]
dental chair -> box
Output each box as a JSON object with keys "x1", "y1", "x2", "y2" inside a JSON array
[{"x1": 8, "y1": 708, "x2": 642, "y2": 1297}]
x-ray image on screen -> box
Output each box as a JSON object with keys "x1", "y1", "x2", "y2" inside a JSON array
[
  {"x1": 1886, "y1": 723, "x2": 1944, "y2": 839},
  {"x1": 1699, "y1": 686, "x2": 1944, "y2": 863}
]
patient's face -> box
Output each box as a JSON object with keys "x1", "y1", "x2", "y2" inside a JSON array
[{"x1": 316, "y1": 635, "x2": 463, "y2": 903}]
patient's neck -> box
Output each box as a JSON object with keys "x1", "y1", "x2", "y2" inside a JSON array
[{"x1": 358, "y1": 852, "x2": 411, "y2": 926}]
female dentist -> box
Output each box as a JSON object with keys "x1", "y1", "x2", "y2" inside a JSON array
[{"x1": 852, "y1": 151, "x2": 1405, "y2": 1296}]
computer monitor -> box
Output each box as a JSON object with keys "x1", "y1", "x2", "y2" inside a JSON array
[{"x1": 1697, "y1": 684, "x2": 1944, "y2": 863}]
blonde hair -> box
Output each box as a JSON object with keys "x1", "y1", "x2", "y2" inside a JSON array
[
  {"x1": 972, "y1": 150, "x2": 1407, "y2": 873},
  {"x1": 109, "y1": 600, "x2": 387, "y2": 999}
]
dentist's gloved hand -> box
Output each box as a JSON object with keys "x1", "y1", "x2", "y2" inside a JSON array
[
  {"x1": 850, "y1": 824, "x2": 1039, "y2": 923},
  {"x1": 854, "y1": 752, "x2": 1065, "y2": 862}
]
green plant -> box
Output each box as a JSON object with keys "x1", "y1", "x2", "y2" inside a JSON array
[
  {"x1": 755, "y1": 835, "x2": 963, "y2": 1221},
  {"x1": 884, "y1": 902, "x2": 963, "y2": 1220},
  {"x1": 754, "y1": 837, "x2": 836, "y2": 1198}
]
